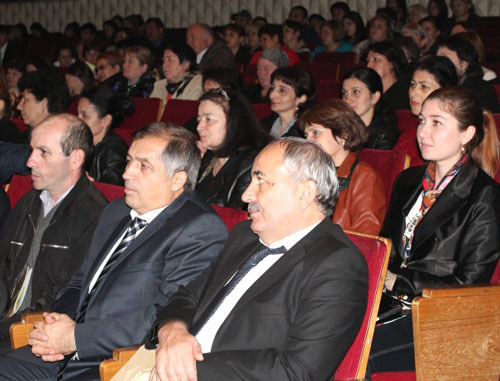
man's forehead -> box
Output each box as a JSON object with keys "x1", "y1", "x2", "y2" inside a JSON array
[
  {"x1": 253, "y1": 145, "x2": 285, "y2": 174},
  {"x1": 129, "y1": 136, "x2": 168, "y2": 158}
]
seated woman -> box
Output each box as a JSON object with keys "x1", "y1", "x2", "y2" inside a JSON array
[
  {"x1": 300, "y1": 99, "x2": 386, "y2": 235},
  {"x1": 342, "y1": 67, "x2": 399, "y2": 150},
  {"x1": 261, "y1": 66, "x2": 315, "y2": 139},
  {"x1": 78, "y1": 86, "x2": 135, "y2": 185},
  {"x1": 5, "y1": 59, "x2": 25, "y2": 107},
  {"x1": 283, "y1": 20, "x2": 310, "y2": 54},
  {"x1": 150, "y1": 42, "x2": 203, "y2": 112},
  {"x1": 224, "y1": 24, "x2": 251, "y2": 66},
  {"x1": 0, "y1": 83, "x2": 25, "y2": 143},
  {"x1": 342, "y1": 11, "x2": 367, "y2": 46},
  {"x1": 312, "y1": 20, "x2": 354, "y2": 59},
  {"x1": 369, "y1": 86, "x2": 500, "y2": 374},
  {"x1": 196, "y1": 89, "x2": 270, "y2": 210},
  {"x1": 119, "y1": 45, "x2": 156, "y2": 97},
  {"x1": 437, "y1": 34, "x2": 500, "y2": 113},
  {"x1": 65, "y1": 61, "x2": 95, "y2": 98},
  {"x1": 248, "y1": 48, "x2": 289, "y2": 104}
]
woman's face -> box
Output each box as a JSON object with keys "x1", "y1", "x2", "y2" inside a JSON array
[
  {"x1": 417, "y1": 98, "x2": 474, "y2": 168},
  {"x1": 409, "y1": 70, "x2": 441, "y2": 116},
  {"x1": 369, "y1": 18, "x2": 388, "y2": 42},
  {"x1": 421, "y1": 20, "x2": 440, "y2": 44},
  {"x1": 320, "y1": 25, "x2": 334, "y2": 46},
  {"x1": 246, "y1": 26, "x2": 260, "y2": 50},
  {"x1": 367, "y1": 51, "x2": 395, "y2": 83},
  {"x1": 269, "y1": 79, "x2": 305, "y2": 116},
  {"x1": 283, "y1": 25, "x2": 298, "y2": 45},
  {"x1": 450, "y1": 0, "x2": 470, "y2": 19},
  {"x1": 436, "y1": 46, "x2": 465, "y2": 75},
  {"x1": 224, "y1": 29, "x2": 242, "y2": 49},
  {"x1": 162, "y1": 49, "x2": 189, "y2": 83},
  {"x1": 197, "y1": 100, "x2": 227, "y2": 151},
  {"x1": 257, "y1": 58, "x2": 277, "y2": 89},
  {"x1": 6, "y1": 68, "x2": 23, "y2": 89},
  {"x1": 343, "y1": 18, "x2": 356, "y2": 38},
  {"x1": 304, "y1": 123, "x2": 347, "y2": 164},
  {"x1": 123, "y1": 53, "x2": 148, "y2": 83},
  {"x1": 65, "y1": 73, "x2": 84, "y2": 96},
  {"x1": 77, "y1": 97, "x2": 110, "y2": 140},
  {"x1": 341, "y1": 77, "x2": 379, "y2": 122}
]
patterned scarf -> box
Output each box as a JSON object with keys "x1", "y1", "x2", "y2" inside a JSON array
[{"x1": 401, "y1": 155, "x2": 468, "y2": 266}]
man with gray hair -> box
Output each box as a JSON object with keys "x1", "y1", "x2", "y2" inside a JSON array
[
  {"x1": 145, "y1": 137, "x2": 368, "y2": 380},
  {"x1": 0, "y1": 122, "x2": 228, "y2": 379}
]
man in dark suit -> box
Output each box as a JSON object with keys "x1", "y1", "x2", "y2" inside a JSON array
[
  {"x1": 145, "y1": 138, "x2": 368, "y2": 381},
  {"x1": 0, "y1": 25, "x2": 24, "y2": 66},
  {"x1": 0, "y1": 123, "x2": 228, "y2": 380}
]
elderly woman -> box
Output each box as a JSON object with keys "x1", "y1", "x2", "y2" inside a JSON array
[
  {"x1": 150, "y1": 42, "x2": 203, "y2": 112},
  {"x1": 248, "y1": 48, "x2": 289, "y2": 103},
  {"x1": 78, "y1": 86, "x2": 135, "y2": 185},
  {"x1": 300, "y1": 99, "x2": 386, "y2": 235},
  {"x1": 312, "y1": 20, "x2": 354, "y2": 59},
  {"x1": 196, "y1": 89, "x2": 270, "y2": 210},
  {"x1": 65, "y1": 61, "x2": 95, "y2": 97},
  {"x1": 118, "y1": 45, "x2": 156, "y2": 97},
  {"x1": 261, "y1": 66, "x2": 315, "y2": 138},
  {"x1": 369, "y1": 86, "x2": 500, "y2": 374}
]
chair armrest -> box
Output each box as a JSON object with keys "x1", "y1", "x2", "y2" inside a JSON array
[
  {"x1": 9, "y1": 312, "x2": 45, "y2": 350},
  {"x1": 99, "y1": 346, "x2": 140, "y2": 381}
]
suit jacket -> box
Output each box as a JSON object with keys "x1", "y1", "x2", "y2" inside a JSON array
[
  {"x1": 380, "y1": 158, "x2": 500, "y2": 297},
  {"x1": 198, "y1": 39, "x2": 235, "y2": 72},
  {"x1": 147, "y1": 218, "x2": 368, "y2": 380},
  {"x1": 52, "y1": 191, "x2": 227, "y2": 364}
]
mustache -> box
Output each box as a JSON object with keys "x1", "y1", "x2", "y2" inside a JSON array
[{"x1": 247, "y1": 203, "x2": 261, "y2": 213}]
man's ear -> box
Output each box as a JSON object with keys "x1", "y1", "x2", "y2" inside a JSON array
[
  {"x1": 297, "y1": 179, "x2": 317, "y2": 210},
  {"x1": 69, "y1": 149, "x2": 85, "y2": 170},
  {"x1": 172, "y1": 171, "x2": 187, "y2": 192}
]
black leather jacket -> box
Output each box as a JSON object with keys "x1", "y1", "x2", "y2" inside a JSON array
[
  {"x1": 365, "y1": 113, "x2": 400, "y2": 150},
  {"x1": 88, "y1": 132, "x2": 128, "y2": 186}
]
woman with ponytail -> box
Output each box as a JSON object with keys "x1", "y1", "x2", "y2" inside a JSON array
[
  {"x1": 368, "y1": 86, "x2": 500, "y2": 374},
  {"x1": 78, "y1": 86, "x2": 135, "y2": 185}
]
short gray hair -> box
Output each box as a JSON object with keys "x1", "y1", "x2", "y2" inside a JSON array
[
  {"x1": 260, "y1": 48, "x2": 290, "y2": 68},
  {"x1": 132, "y1": 122, "x2": 201, "y2": 192},
  {"x1": 278, "y1": 137, "x2": 339, "y2": 216}
]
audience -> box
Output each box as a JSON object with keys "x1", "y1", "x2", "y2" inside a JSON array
[
  {"x1": 312, "y1": 20, "x2": 354, "y2": 59},
  {"x1": 65, "y1": 61, "x2": 95, "y2": 98},
  {"x1": 118, "y1": 45, "x2": 156, "y2": 97},
  {"x1": 224, "y1": 24, "x2": 251, "y2": 66},
  {"x1": 95, "y1": 51, "x2": 126, "y2": 87},
  {"x1": 283, "y1": 19, "x2": 309, "y2": 54},
  {"x1": 342, "y1": 11, "x2": 367, "y2": 45},
  {"x1": 249, "y1": 23, "x2": 300, "y2": 66},
  {"x1": 249, "y1": 47, "x2": 289, "y2": 103}
]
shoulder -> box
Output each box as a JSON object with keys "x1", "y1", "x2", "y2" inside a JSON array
[
  {"x1": 354, "y1": 160, "x2": 382, "y2": 181},
  {"x1": 151, "y1": 79, "x2": 168, "y2": 97}
]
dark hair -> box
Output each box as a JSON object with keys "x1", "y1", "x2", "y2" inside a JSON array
[
  {"x1": 308, "y1": 14, "x2": 325, "y2": 25},
  {"x1": 271, "y1": 66, "x2": 316, "y2": 112},
  {"x1": 83, "y1": 37, "x2": 106, "y2": 57},
  {"x1": 199, "y1": 89, "x2": 270, "y2": 158},
  {"x1": 425, "y1": 86, "x2": 499, "y2": 177},
  {"x1": 394, "y1": 35, "x2": 420, "y2": 65},
  {"x1": 367, "y1": 40, "x2": 409, "y2": 80},
  {"x1": 225, "y1": 23, "x2": 245, "y2": 37},
  {"x1": 412, "y1": 56, "x2": 458, "y2": 87},
  {"x1": 452, "y1": 0, "x2": 476, "y2": 18},
  {"x1": 0, "y1": 82, "x2": 11, "y2": 118},
  {"x1": 342, "y1": 11, "x2": 366, "y2": 44},
  {"x1": 97, "y1": 51, "x2": 123, "y2": 68},
  {"x1": 5, "y1": 58, "x2": 26, "y2": 75},
  {"x1": 258, "y1": 24, "x2": 283, "y2": 45},
  {"x1": 427, "y1": 0, "x2": 448, "y2": 21},
  {"x1": 18, "y1": 69, "x2": 70, "y2": 113},
  {"x1": 64, "y1": 22, "x2": 81, "y2": 40},
  {"x1": 291, "y1": 5, "x2": 308, "y2": 19},
  {"x1": 342, "y1": 67, "x2": 397, "y2": 128},
  {"x1": 146, "y1": 17, "x2": 164, "y2": 29},
  {"x1": 284, "y1": 19, "x2": 305, "y2": 41},
  {"x1": 386, "y1": 0, "x2": 407, "y2": 21},
  {"x1": 25, "y1": 55, "x2": 53, "y2": 72},
  {"x1": 81, "y1": 23, "x2": 97, "y2": 36},
  {"x1": 163, "y1": 42, "x2": 197, "y2": 72},
  {"x1": 81, "y1": 86, "x2": 135, "y2": 130},
  {"x1": 370, "y1": 13, "x2": 393, "y2": 40},
  {"x1": 438, "y1": 34, "x2": 483, "y2": 82},
  {"x1": 299, "y1": 99, "x2": 368, "y2": 152},
  {"x1": 202, "y1": 67, "x2": 242, "y2": 92},
  {"x1": 457, "y1": 30, "x2": 486, "y2": 63},
  {"x1": 30, "y1": 22, "x2": 48, "y2": 38},
  {"x1": 330, "y1": 2, "x2": 350, "y2": 16},
  {"x1": 56, "y1": 44, "x2": 77, "y2": 61},
  {"x1": 66, "y1": 61, "x2": 95, "y2": 94},
  {"x1": 321, "y1": 20, "x2": 345, "y2": 42},
  {"x1": 57, "y1": 114, "x2": 93, "y2": 170},
  {"x1": 419, "y1": 15, "x2": 441, "y2": 33}
]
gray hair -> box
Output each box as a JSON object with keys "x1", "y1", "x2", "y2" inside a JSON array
[
  {"x1": 132, "y1": 122, "x2": 201, "y2": 192},
  {"x1": 260, "y1": 48, "x2": 290, "y2": 68},
  {"x1": 278, "y1": 137, "x2": 339, "y2": 216}
]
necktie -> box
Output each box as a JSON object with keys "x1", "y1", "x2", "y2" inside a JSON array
[{"x1": 191, "y1": 244, "x2": 285, "y2": 335}]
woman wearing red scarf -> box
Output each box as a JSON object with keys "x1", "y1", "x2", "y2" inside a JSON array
[{"x1": 368, "y1": 86, "x2": 500, "y2": 374}]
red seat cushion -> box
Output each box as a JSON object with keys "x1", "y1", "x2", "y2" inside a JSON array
[
  {"x1": 161, "y1": 99, "x2": 199, "y2": 126},
  {"x1": 371, "y1": 371, "x2": 416, "y2": 381},
  {"x1": 210, "y1": 204, "x2": 248, "y2": 232}
]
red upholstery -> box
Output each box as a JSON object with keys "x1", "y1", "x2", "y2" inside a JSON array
[
  {"x1": 301, "y1": 62, "x2": 337, "y2": 83},
  {"x1": 371, "y1": 371, "x2": 416, "y2": 381},
  {"x1": 395, "y1": 109, "x2": 418, "y2": 133},
  {"x1": 337, "y1": 62, "x2": 364, "y2": 82},
  {"x1": 316, "y1": 79, "x2": 340, "y2": 104},
  {"x1": 11, "y1": 118, "x2": 28, "y2": 132},
  {"x1": 121, "y1": 97, "x2": 162, "y2": 130},
  {"x1": 393, "y1": 126, "x2": 425, "y2": 168},
  {"x1": 297, "y1": 51, "x2": 311, "y2": 64},
  {"x1": 6, "y1": 174, "x2": 32, "y2": 208},
  {"x1": 210, "y1": 204, "x2": 248, "y2": 232},
  {"x1": 93, "y1": 182, "x2": 125, "y2": 202},
  {"x1": 491, "y1": 259, "x2": 500, "y2": 284},
  {"x1": 67, "y1": 97, "x2": 80, "y2": 116},
  {"x1": 113, "y1": 128, "x2": 134, "y2": 146},
  {"x1": 251, "y1": 103, "x2": 272, "y2": 120},
  {"x1": 358, "y1": 149, "x2": 410, "y2": 203},
  {"x1": 313, "y1": 51, "x2": 355, "y2": 64},
  {"x1": 160, "y1": 99, "x2": 199, "y2": 126},
  {"x1": 335, "y1": 232, "x2": 390, "y2": 380},
  {"x1": 242, "y1": 64, "x2": 257, "y2": 82},
  {"x1": 493, "y1": 84, "x2": 500, "y2": 106}
]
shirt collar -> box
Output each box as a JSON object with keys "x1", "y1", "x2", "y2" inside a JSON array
[
  {"x1": 130, "y1": 204, "x2": 168, "y2": 223},
  {"x1": 261, "y1": 221, "x2": 321, "y2": 251},
  {"x1": 196, "y1": 48, "x2": 208, "y2": 64},
  {"x1": 39, "y1": 184, "x2": 75, "y2": 217}
]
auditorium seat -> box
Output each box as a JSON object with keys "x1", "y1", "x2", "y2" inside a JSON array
[
  {"x1": 160, "y1": 99, "x2": 199, "y2": 126},
  {"x1": 11, "y1": 118, "x2": 28, "y2": 132},
  {"x1": 316, "y1": 79, "x2": 340, "y2": 104},
  {"x1": 121, "y1": 97, "x2": 162, "y2": 130},
  {"x1": 251, "y1": 103, "x2": 272, "y2": 120},
  {"x1": 313, "y1": 51, "x2": 355, "y2": 64}
]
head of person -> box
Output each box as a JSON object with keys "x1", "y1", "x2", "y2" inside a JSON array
[
  {"x1": 257, "y1": 48, "x2": 289, "y2": 90},
  {"x1": 259, "y1": 24, "x2": 283, "y2": 50},
  {"x1": 308, "y1": 14, "x2": 325, "y2": 34},
  {"x1": 401, "y1": 22, "x2": 428, "y2": 50},
  {"x1": 396, "y1": 35, "x2": 421, "y2": 65},
  {"x1": 162, "y1": 42, "x2": 196, "y2": 84},
  {"x1": 5, "y1": 59, "x2": 26, "y2": 90},
  {"x1": 283, "y1": 20, "x2": 305, "y2": 47},
  {"x1": 78, "y1": 86, "x2": 135, "y2": 145},
  {"x1": 235, "y1": 9, "x2": 252, "y2": 28},
  {"x1": 25, "y1": 56, "x2": 52, "y2": 73},
  {"x1": 366, "y1": 40, "x2": 408, "y2": 89},
  {"x1": 450, "y1": 20, "x2": 473, "y2": 35},
  {"x1": 0, "y1": 84, "x2": 12, "y2": 119},
  {"x1": 288, "y1": 5, "x2": 308, "y2": 24},
  {"x1": 123, "y1": 45, "x2": 153, "y2": 84},
  {"x1": 124, "y1": 122, "x2": 201, "y2": 214},
  {"x1": 224, "y1": 24, "x2": 245, "y2": 51},
  {"x1": 407, "y1": 4, "x2": 428, "y2": 24},
  {"x1": 80, "y1": 23, "x2": 97, "y2": 43},
  {"x1": 145, "y1": 17, "x2": 165, "y2": 44},
  {"x1": 320, "y1": 20, "x2": 344, "y2": 48},
  {"x1": 197, "y1": 88, "x2": 269, "y2": 158},
  {"x1": 28, "y1": 114, "x2": 93, "y2": 201},
  {"x1": 409, "y1": 55, "x2": 458, "y2": 116},
  {"x1": 437, "y1": 34, "x2": 482, "y2": 81},
  {"x1": 242, "y1": 138, "x2": 338, "y2": 244},
  {"x1": 56, "y1": 45, "x2": 75, "y2": 69},
  {"x1": 95, "y1": 51, "x2": 123, "y2": 83},
  {"x1": 369, "y1": 14, "x2": 392, "y2": 42},
  {"x1": 270, "y1": 66, "x2": 315, "y2": 118},
  {"x1": 30, "y1": 22, "x2": 48, "y2": 39},
  {"x1": 64, "y1": 22, "x2": 81, "y2": 40},
  {"x1": 341, "y1": 67, "x2": 384, "y2": 125},
  {"x1": 455, "y1": 30, "x2": 486, "y2": 64},
  {"x1": 103, "y1": 20, "x2": 118, "y2": 40},
  {"x1": 450, "y1": 0, "x2": 475, "y2": 21},
  {"x1": 246, "y1": 21, "x2": 265, "y2": 51},
  {"x1": 202, "y1": 67, "x2": 242, "y2": 93},
  {"x1": 65, "y1": 61, "x2": 95, "y2": 97},
  {"x1": 419, "y1": 16, "x2": 441, "y2": 46},
  {"x1": 114, "y1": 27, "x2": 133, "y2": 42},
  {"x1": 17, "y1": 70, "x2": 70, "y2": 127},
  {"x1": 330, "y1": 2, "x2": 350, "y2": 22},
  {"x1": 419, "y1": 86, "x2": 499, "y2": 177},
  {"x1": 342, "y1": 11, "x2": 366, "y2": 44},
  {"x1": 82, "y1": 38, "x2": 105, "y2": 65},
  {"x1": 186, "y1": 23, "x2": 214, "y2": 55},
  {"x1": 427, "y1": 0, "x2": 448, "y2": 19}
]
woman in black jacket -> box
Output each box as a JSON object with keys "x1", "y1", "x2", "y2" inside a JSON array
[
  {"x1": 78, "y1": 86, "x2": 135, "y2": 185},
  {"x1": 196, "y1": 88, "x2": 270, "y2": 210},
  {"x1": 369, "y1": 86, "x2": 500, "y2": 374}
]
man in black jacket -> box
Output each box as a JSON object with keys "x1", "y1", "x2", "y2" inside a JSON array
[{"x1": 0, "y1": 114, "x2": 107, "y2": 353}]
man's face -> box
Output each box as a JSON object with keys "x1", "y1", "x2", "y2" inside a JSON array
[
  {"x1": 186, "y1": 25, "x2": 210, "y2": 55},
  {"x1": 331, "y1": 8, "x2": 346, "y2": 22},
  {"x1": 58, "y1": 48, "x2": 73, "y2": 68},
  {"x1": 146, "y1": 22, "x2": 163, "y2": 43},
  {"x1": 27, "y1": 119, "x2": 73, "y2": 199},
  {"x1": 260, "y1": 33, "x2": 280, "y2": 50},
  {"x1": 242, "y1": 144, "x2": 304, "y2": 245},
  {"x1": 123, "y1": 136, "x2": 182, "y2": 215},
  {"x1": 17, "y1": 90, "x2": 49, "y2": 127},
  {"x1": 95, "y1": 58, "x2": 120, "y2": 83},
  {"x1": 289, "y1": 8, "x2": 306, "y2": 24}
]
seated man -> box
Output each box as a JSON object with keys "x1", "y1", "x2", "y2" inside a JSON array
[
  {"x1": 249, "y1": 23, "x2": 300, "y2": 66},
  {"x1": 0, "y1": 114, "x2": 107, "y2": 352},
  {"x1": 143, "y1": 138, "x2": 368, "y2": 380},
  {"x1": 0, "y1": 122, "x2": 228, "y2": 380},
  {"x1": 96, "y1": 51, "x2": 127, "y2": 90}
]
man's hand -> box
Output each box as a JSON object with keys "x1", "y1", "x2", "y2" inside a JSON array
[
  {"x1": 28, "y1": 312, "x2": 76, "y2": 362},
  {"x1": 149, "y1": 320, "x2": 204, "y2": 381}
]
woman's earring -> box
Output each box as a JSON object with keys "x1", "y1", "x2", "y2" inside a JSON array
[{"x1": 461, "y1": 145, "x2": 465, "y2": 154}]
